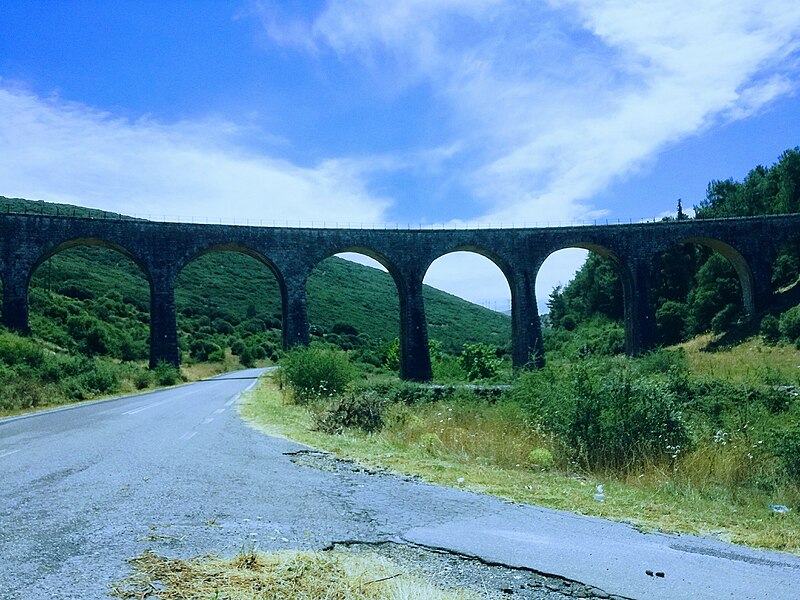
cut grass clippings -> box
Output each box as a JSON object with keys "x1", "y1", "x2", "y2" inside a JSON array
[
  {"x1": 111, "y1": 548, "x2": 480, "y2": 600},
  {"x1": 241, "y1": 375, "x2": 799, "y2": 555}
]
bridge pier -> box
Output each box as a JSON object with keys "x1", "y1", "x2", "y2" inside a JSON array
[
  {"x1": 149, "y1": 268, "x2": 180, "y2": 368},
  {"x1": 1, "y1": 268, "x2": 31, "y2": 334},
  {"x1": 740, "y1": 247, "x2": 776, "y2": 318},
  {"x1": 282, "y1": 275, "x2": 310, "y2": 349},
  {"x1": 511, "y1": 265, "x2": 544, "y2": 369},
  {"x1": 623, "y1": 257, "x2": 656, "y2": 356},
  {"x1": 398, "y1": 269, "x2": 433, "y2": 382}
]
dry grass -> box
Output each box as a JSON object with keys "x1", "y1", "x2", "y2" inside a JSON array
[
  {"x1": 683, "y1": 334, "x2": 800, "y2": 385},
  {"x1": 111, "y1": 548, "x2": 481, "y2": 599}
]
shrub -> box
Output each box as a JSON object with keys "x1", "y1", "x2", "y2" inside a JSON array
[
  {"x1": 189, "y1": 338, "x2": 221, "y2": 361},
  {"x1": 153, "y1": 361, "x2": 180, "y2": 386},
  {"x1": 459, "y1": 343, "x2": 500, "y2": 382},
  {"x1": 132, "y1": 369, "x2": 152, "y2": 390},
  {"x1": 656, "y1": 301, "x2": 689, "y2": 345},
  {"x1": 0, "y1": 332, "x2": 46, "y2": 369},
  {"x1": 281, "y1": 346, "x2": 355, "y2": 402},
  {"x1": 208, "y1": 348, "x2": 226, "y2": 362},
  {"x1": 513, "y1": 359, "x2": 690, "y2": 471},
  {"x1": 0, "y1": 376, "x2": 49, "y2": 410},
  {"x1": 779, "y1": 305, "x2": 800, "y2": 343},
  {"x1": 770, "y1": 422, "x2": 800, "y2": 482},
  {"x1": 66, "y1": 315, "x2": 113, "y2": 356},
  {"x1": 313, "y1": 389, "x2": 385, "y2": 434},
  {"x1": 760, "y1": 314, "x2": 781, "y2": 345},
  {"x1": 78, "y1": 361, "x2": 120, "y2": 395},
  {"x1": 332, "y1": 323, "x2": 359, "y2": 336},
  {"x1": 710, "y1": 303, "x2": 739, "y2": 333},
  {"x1": 212, "y1": 318, "x2": 235, "y2": 334},
  {"x1": 432, "y1": 354, "x2": 468, "y2": 383},
  {"x1": 383, "y1": 338, "x2": 400, "y2": 371}
]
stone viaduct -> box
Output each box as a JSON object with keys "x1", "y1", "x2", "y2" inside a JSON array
[{"x1": 1, "y1": 212, "x2": 797, "y2": 381}]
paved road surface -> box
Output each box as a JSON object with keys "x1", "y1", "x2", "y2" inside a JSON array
[{"x1": 1, "y1": 369, "x2": 798, "y2": 599}]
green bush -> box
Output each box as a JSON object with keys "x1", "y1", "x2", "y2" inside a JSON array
[
  {"x1": 459, "y1": 343, "x2": 500, "y2": 382},
  {"x1": 513, "y1": 359, "x2": 690, "y2": 470},
  {"x1": 66, "y1": 315, "x2": 113, "y2": 356},
  {"x1": 0, "y1": 331, "x2": 45, "y2": 368},
  {"x1": 208, "y1": 348, "x2": 226, "y2": 362},
  {"x1": 771, "y1": 422, "x2": 800, "y2": 482},
  {"x1": 153, "y1": 361, "x2": 180, "y2": 386},
  {"x1": 779, "y1": 305, "x2": 800, "y2": 343},
  {"x1": 132, "y1": 369, "x2": 153, "y2": 390},
  {"x1": 710, "y1": 303, "x2": 739, "y2": 333},
  {"x1": 189, "y1": 338, "x2": 221, "y2": 361},
  {"x1": 0, "y1": 376, "x2": 50, "y2": 410},
  {"x1": 432, "y1": 354, "x2": 468, "y2": 383},
  {"x1": 78, "y1": 361, "x2": 120, "y2": 395},
  {"x1": 528, "y1": 447, "x2": 554, "y2": 470},
  {"x1": 383, "y1": 338, "x2": 400, "y2": 372},
  {"x1": 656, "y1": 301, "x2": 689, "y2": 345},
  {"x1": 281, "y1": 345, "x2": 355, "y2": 402},
  {"x1": 760, "y1": 314, "x2": 781, "y2": 344}
]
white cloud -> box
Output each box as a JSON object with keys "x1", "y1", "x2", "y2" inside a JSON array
[
  {"x1": 272, "y1": 0, "x2": 800, "y2": 226},
  {"x1": 263, "y1": 0, "x2": 800, "y2": 303},
  {"x1": 0, "y1": 83, "x2": 389, "y2": 225}
]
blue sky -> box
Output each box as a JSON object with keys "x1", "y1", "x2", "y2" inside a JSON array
[{"x1": 2, "y1": 1, "x2": 800, "y2": 312}]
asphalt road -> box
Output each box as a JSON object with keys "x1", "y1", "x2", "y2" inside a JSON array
[{"x1": 1, "y1": 369, "x2": 799, "y2": 599}]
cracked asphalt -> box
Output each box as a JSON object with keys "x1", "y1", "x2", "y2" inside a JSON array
[{"x1": 1, "y1": 368, "x2": 799, "y2": 599}]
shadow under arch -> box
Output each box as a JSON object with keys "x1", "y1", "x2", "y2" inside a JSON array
[
  {"x1": 677, "y1": 236, "x2": 755, "y2": 316},
  {"x1": 176, "y1": 242, "x2": 289, "y2": 352}
]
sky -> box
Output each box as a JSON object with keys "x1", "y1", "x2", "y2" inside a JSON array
[{"x1": 2, "y1": 1, "x2": 800, "y2": 314}]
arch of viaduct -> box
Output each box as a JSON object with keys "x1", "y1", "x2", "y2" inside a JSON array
[{"x1": 0, "y1": 213, "x2": 796, "y2": 381}]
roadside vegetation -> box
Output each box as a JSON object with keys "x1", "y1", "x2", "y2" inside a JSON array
[
  {"x1": 0, "y1": 330, "x2": 180, "y2": 416},
  {"x1": 245, "y1": 340, "x2": 799, "y2": 553}
]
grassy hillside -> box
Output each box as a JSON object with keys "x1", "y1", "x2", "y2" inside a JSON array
[{"x1": 5, "y1": 196, "x2": 511, "y2": 367}]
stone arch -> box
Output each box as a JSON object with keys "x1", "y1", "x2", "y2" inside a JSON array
[
  {"x1": 535, "y1": 241, "x2": 636, "y2": 354},
  {"x1": 422, "y1": 247, "x2": 513, "y2": 362},
  {"x1": 30, "y1": 237, "x2": 151, "y2": 287},
  {"x1": 308, "y1": 245, "x2": 404, "y2": 288},
  {"x1": 27, "y1": 237, "x2": 153, "y2": 361},
  {"x1": 175, "y1": 243, "x2": 289, "y2": 361},
  {"x1": 424, "y1": 244, "x2": 515, "y2": 285},
  {"x1": 674, "y1": 236, "x2": 755, "y2": 316},
  {"x1": 306, "y1": 246, "x2": 403, "y2": 369},
  {"x1": 535, "y1": 241, "x2": 633, "y2": 309}
]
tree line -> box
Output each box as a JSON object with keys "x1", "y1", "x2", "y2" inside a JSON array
[{"x1": 546, "y1": 148, "x2": 800, "y2": 351}]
